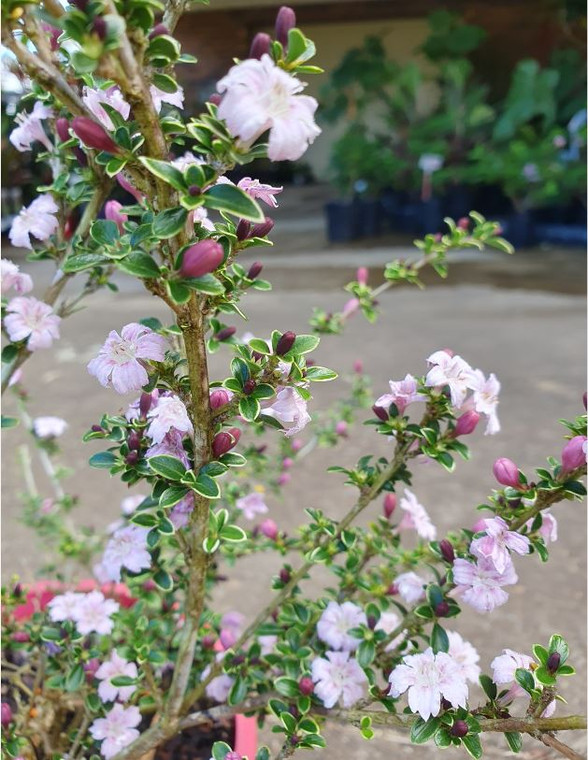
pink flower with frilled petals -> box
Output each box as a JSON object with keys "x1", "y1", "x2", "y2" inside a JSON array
[
  {"x1": 491, "y1": 648, "x2": 535, "y2": 701},
  {"x1": 82, "y1": 86, "x2": 130, "y2": 131},
  {"x1": 9, "y1": 195, "x2": 59, "y2": 250},
  {"x1": 470, "y1": 516, "x2": 529, "y2": 573},
  {"x1": 90, "y1": 704, "x2": 141, "y2": 759},
  {"x1": 375, "y1": 375, "x2": 426, "y2": 416},
  {"x1": 87, "y1": 323, "x2": 168, "y2": 394},
  {"x1": 146, "y1": 394, "x2": 193, "y2": 444},
  {"x1": 146, "y1": 429, "x2": 190, "y2": 468},
  {"x1": 4, "y1": 297, "x2": 61, "y2": 351},
  {"x1": 48, "y1": 591, "x2": 84, "y2": 622},
  {"x1": 451, "y1": 556, "x2": 517, "y2": 613},
  {"x1": 237, "y1": 177, "x2": 283, "y2": 208},
  {"x1": 388, "y1": 647, "x2": 468, "y2": 720},
  {"x1": 466, "y1": 369, "x2": 501, "y2": 435},
  {"x1": 447, "y1": 631, "x2": 480, "y2": 683},
  {"x1": 236, "y1": 491, "x2": 268, "y2": 520},
  {"x1": 150, "y1": 85, "x2": 185, "y2": 112},
  {"x1": 102, "y1": 526, "x2": 151, "y2": 581},
  {"x1": 425, "y1": 350, "x2": 473, "y2": 409},
  {"x1": 317, "y1": 601, "x2": 366, "y2": 651},
  {"x1": 217, "y1": 55, "x2": 320, "y2": 161},
  {"x1": 397, "y1": 489, "x2": 436, "y2": 540},
  {"x1": 264, "y1": 386, "x2": 311, "y2": 437},
  {"x1": 9, "y1": 102, "x2": 53, "y2": 152},
  {"x1": 394, "y1": 571, "x2": 427, "y2": 604},
  {"x1": 311, "y1": 651, "x2": 367, "y2": 708},
  {"x1": 72, "y1": 591, "x2": 119, "y2": 636},
  {"x1": 1, "y1": 259, "x2": 33, "y2": 295},
  {"x1": 95, "y1": 651, "x2": 138, "y2": 703}
]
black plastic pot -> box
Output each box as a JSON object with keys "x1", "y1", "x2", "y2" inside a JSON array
[
  {"x1": 352, "y1": 197, "x2": 382, "y2": 238},
  {"x1": 325, "y1": 200, "x2": 358, "y2": 243},
  {"x1": 504, "y1": 211, "x2": 535, "y2": 249},
  {"x1": 534, "y1": 224, "x2": 587, "y2": 246},
  {"x1": 443, "y1": 184, "x2": 474, "y2": 220},
  {"x1": 417, "y1": 198, "x2": 444, "y2": 235}
]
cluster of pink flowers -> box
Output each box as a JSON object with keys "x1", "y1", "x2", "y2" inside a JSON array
[{"x1": 48, "y1": 590, "x2": 119, "y2": 635}]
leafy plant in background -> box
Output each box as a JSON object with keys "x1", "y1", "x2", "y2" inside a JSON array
[{"x1": 1, "y1": 5, "x2": 587, "y2": 760}]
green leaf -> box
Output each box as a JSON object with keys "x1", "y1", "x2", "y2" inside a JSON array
[
  {"x1": 304, "y1": 366, "x2": 337, "y2": 382},
  {"x1": 211, "y1": 742, "x2": 232, "y2": 760},
  {"x1": 532, "y1": 644, "x2": 549, "y2": 666},
  {"x1": 248, "y1": 338, "x2": 271, "y2": 355},
  {"x1": 152, "y1": 207, "x2": 188, "y2": 238},
  {"x1": 130, "y1": 512, "x2": 158, "y2": 528},
  {"x1": 239, "y1": 396, "x2": 261, "y2": 422},
  {"x1": 228, "y1": 675, "x2": 248, "y2": 705},
  {"x1": 504, "y1": 732, "x2": 522, "y2": 753},
  {"x1": 462, "y1": 733, "x2": 483, "y2": 759},
  {"x1": 90, "y1": 219, "x2": 119, "y2": 246},
  {"x1": 562, "y1": 480, "x2": 587, "y2": 497},
  {"x1": 275, "y1": 677, "x2": 300, "y2": 698},
  {"x1": 193, "y1": 473, "x2": 221, "y2": 499},
  {"x1": 290, "y1": 334, "x2": 320, "y2": 355},
  {"x1": 219, "y1": 452, "x2": 247, "y2": 467},
  {"x1": 117, "y1": 253, "x2": 160, "y2": 279},
  {"x1": 285, "y1": 28, "x2": 316, "y2": 65},
  {"x1": 148, "y1": 455, "x2": 188, "y2": 482},
  {"x1": 479, "y1": 674, "x2": 497, "y2": 700},
  {"x1": 139, "y1": 157, "x2": 186, "y2": 191},
  {"x1": 219, "y1": 524, "x2": 247, "y2": 542},
  {"x1": 183, "y1": 274, "x2": 224, "y2": 296},
  {"x1": 65, "y1": 664, "x2": 85, "y2": 692},
  {"x1": 110, "y1": 675, "x2": 136, "y2": 687},
  {"x1": 89, "y1": 451, "x2": 117, "y2": 468},
  {"x1": 1, "y1": 416, "x2": 19, "y2": 429},
  {"x1": 40, "y1": 626, "x2": 63, "y2": 642},
  {"x1": 147, "y1": 34, "x2": 181, "y2": 65},
  {"x1": 62, "y1": 253, "x2": 110, "y2": 272},
  {"x1": 548, "y1": 634, "x2": 570, "y2": 665},
  {"x1": 153, "y1": 568, "x2": 173, "y2": 591},
  {"x1": 357, "y1": 639, "x2": 375, "y2": 668},
  {"x1": 2, "y1": 345, "x2": 19, "y2": 363},
  {"x1": 431, "y1": 622, "x2": 449, "y2": 653},
  {"x1": 166, "y1": 280, "x2": 192, "y2": 304},
  {"x1": 152, "y1": 72, "x2": 179, "y2": 93},
  {"x1": 159, "y1": 486, "x2": 190, "y2": 509},
  {"x1": 280, "y1": 710, "x2": 298, "y2": 734},
  {"x1": 203, "y1": 184, "x2": 264, "y2": 222},
  {"x1": 515, "y1": 667, "x2": 535, "y2": 694},
  {"x1": 410, "y1": 717, "x2": 440, "y2": 744},
  {"x1": 534, "y1": 666, "x2": 556, "y2": 686},
  {"x1": 252, "y1": 383, "x2": 275, "y2": 400}
]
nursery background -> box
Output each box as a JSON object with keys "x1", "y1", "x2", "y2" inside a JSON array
[{"x1": 1, "y1": 0, "x2": 586, "y2": 758}]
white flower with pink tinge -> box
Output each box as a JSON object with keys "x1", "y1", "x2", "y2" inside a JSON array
[
  {"x1": 1, "y1": 259, "x2": 33, "y2": 295},
  {"x1": 311, "y1": 651, "x2": 367, "y2": 708},
  {"x1": 82, "y1": 86, "x2": 130, "y2": 131},
  {"x1": 447, "y1": 631, "x2": 481, "y2": 683},
  {"x1": 470, "y1": 516, "x2": 530, "y2": 573},
  {"x1": 397, "y1": 489, "x2": 436, "y2": 541},
  {"x1": 102, "y1": 525, "x2": 151, "y2": 581},
  {"x1": 146, "y1": 394, "x2": 193, "y2": 444},
  {"x1": 9, "y1": 101, "x2": 53, "y2": 152},
  {"x1": 95, "y1": 650, "x2": 138, "y2": 703},
  {"x1": 317, "y1": 601, "x2": 366, "y2": 652},
  {"x1": 394, "y1": 571, "x2": 427, "y2": 604},
  {"x1": 217, "y1": 54, "x2": 321, "y2": 161},
  {"x1": 202, "y1": 654, "x2": 234, "y2": 702},
  {"x1": 375, "y1": 610, "x2": 410, "y2": 652},
  {"x1": 466, "y1": 369, "x2": 501, "y2": 435},
  {"x1": 90, "y1": 703, "x2": 141, "y2": 759},
  {"x1": 264, "y1": 386, "x2": 311, "y2": 437},
  {"x1": 237, "y1": 177, "x2": 283, "y2": 208},
  {"x1": 72, "y1": 591, "x2": 119, "y2": 636},
  {"x1": 491, "y1": 648, "x2": 534, "y2": 700},
  {"x1": 48, "y1": 591, "x2": 84, "y2": 622},
  {"x1": 146, "y1": 429, "x2": 190, "y2": 467},
  {"x1": 150, "y1": 85, "x2": 184, "y2": 112},
  {"x1": 451, "y1": 556, "x2": 518, "y2": 613},
  {"x1": 236, "y1": 491, "x2": 268, "y2": 520},
  {"x1": 526, "y1": 510, "x2": 558, "y2": 543},
  {"x1": 9, "y1": 194, "x2": 59, "y2": 250},
  {"x1": 375, "y1": 374, "x2": 426, "y2": 416},
  {"x1": 4, "y1": 297, "x2": 61, "y2": 351},
  {"x1": 120, "y1": 494, "x2": 147, "y2": 515},
  {"x1": 87, "y1": 323, "x2": 168, "y2": 395},
  {"x1": 425, "y1": 350, "x2": 473, "y2": 409},
  {"x1": 32, "y1": 416, "x2": 68, "y2": 439},
  {"x1": 171, "y1": 152, "x2": 205, "y2": 171},
  {"x1": 388, "y1": 647, "x2": 468, "y2": 720}
]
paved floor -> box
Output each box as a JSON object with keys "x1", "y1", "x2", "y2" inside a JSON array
[{"x1": 1, "y1": 186, "x2": 586, "y2": 758}]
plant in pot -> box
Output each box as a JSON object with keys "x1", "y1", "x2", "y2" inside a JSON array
[{"x1": 1, "y1": 4, "x2": 587, "y2": 760}]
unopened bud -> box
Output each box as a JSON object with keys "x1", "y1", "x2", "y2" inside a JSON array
[
  {"x1": 12, "y1": 631, "x2": 30, "y2": 642},
  {"x1": 243, "y1": 379, "x2": 256, "y2": 395},
  {"x1": 91, "y1": 424, "x2": 104, "y2": 433},
  {"x1": 125, "y1": 451, "x2": 139, "y2": 466},
  {"x1": 208, "y1": 93, "x2": 222, "y2": 106},
  {"x1": 457, "y1": 217, "x2": 470, "y2": 230},
  {"x1": 56, "y1": 117, "x2": 70, "y2": 143},
  {"x1": 201, "y1": 634, "x2": 216, "y2": 650},
  {"x1": 367, "y1": 615, "x2": 377, "y2": 630},
  {"x1": 342, "y1": 298, "x2": 360, "y2": 318},
  {"x1": 84, "y1": 658, "x2": 101, "y2": 681},
  {"x1": 298, "y1": 676, "x2": 314, "y2": 696},
  {"x1": 561, "y1": 436, "x2": 587, "y2": 474},
  {"x1": 149, "y1": 23, "x2": 170, "y2": 39},
  {"x1": 353, "y1": 359, "x2": 363, "y2": 373},
  {"x1": 547, "y1": 652, "x2": 561, "y2": 673},
  {"x1": 236, "y1": 219, "x2": 251, "y2": 241},
  {"x1": 260, "y1": 518, "x2": 278, "y2": 540},
  {"x1": 275, "y1": 5, "x2": 296, "y2": 47},
  {"x1": 13, "y1": 583, "x2": 22, "y2": 598},
  {"x1": 1, "y1": 703, "x2": 12, "y2": 728},
  {"x1": 373, "y1": 404, "x2": 389, "y2": 422},
  {"x1": 247, "y1": 261, "x2": 263, "y2": 280},
  {"x1": 454, "y1": 411, "x2": 480, "y2": 437},
  {"x1": 493, "y1": 458, "x2": 522, "y2": 489},
  {"x1": 250, "y1": 32, "x2": 272, "y2": 59},
  {"x1": 279, "y1": 568, "x2": 291, "y2": 584},
  {"x1": 210, "y1": 389, "x2": 230, "y2": 410},
  {"x1": 228, "y1": 427, "x2": 241, "y2": 445},
  {"x1": 212, "y1": 431, "x2": 237, "y2": 458},
  {"x1": 434, "y1": 601, "x2": 450, "y2": 617},
  {"x1": 291, "y1": 439, "x2": 303, "y2": 452},
  {"x1": 220, "y1": 628, "x2": 237, "y2": 649},
  {"x1": 72, "y1": 116, "x2": 120, "y2": 154},
  {"x1": 250, "y1": 217, "x2": 274, "y2": 238},
  {"x1": 188, "y1": 185, "x2": 201, "y2": 197},
  {"x1": 278, "y1": 472, "x2": 291, "y2": 487},
  {"x1": 335, "y1": 420, "x2": 348, "y2": 436},
  {"x1": 386, "y1": 583, "x2": 398, "y2": 596},
  {"x1": 583, "y1": 391, "x2": 587, "y2": 410},
  {"x1": 180, "y1": 240, "x2": 224, "y2": 278},
  {"x1": 128, "y1": 431, "x2": 142, "y2": 451},
  {"x1": 214, "y1": 326, "x2": 236, "y2": 342},
  {"x1": 226, "y1": 752, "x2": 242, "y2": 760},
  {"x1": 139, "y1": 392, "x2": 154, "y2": 417},
  {"x1": 104, "y1": 200, "x2": 127, "y2": 234},
  {"x1": 276, "y1": 331, "x2": 296, "y2": 356},
  {"x1": 383, "y1": 493, "x2": 396, "y2": 519},
  {"x1": 439, "y1": 539, "x2": 455, "y2": 564},
  {"x1": 91, "y1": 16, "x2": 107, "y2": 40},
  {"x1": 116, "y1": 172, "x2": 145, "y2": 204},
  {"x1": 450, "y1": 720, "x2": 468, "y2": 737},
  {"x1": 356, "y1": 266, "x2": 368, "y2": 285},
  {"x1": 142, "y1": 579, "x2": 157, "y2": 591}
]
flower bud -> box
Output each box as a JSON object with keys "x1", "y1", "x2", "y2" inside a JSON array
[
  {"x1": 298, "y1": 676, "x2": 314, "y2": 696},
  {"x1": 250, "y1": 217, "x2": 274, "y2": 238},
  {"x1": 72, "y1": 0, "x2": 90, "y2": 9},
  {"x1": 279, "y1": 568, "x2": 291, "y2": 584},
  {"x1": 180, "y1": 240, "x2": 224, "y2": 278},
  {"x1": 139, "y1": 392, "x2": 154, "y2": 418},
  {"x1": 84, "y1": 658, "x2": 101, "y2": 682},
  {"x1": 236, "y1": 219, "x2": 251, "y2": 241},
  {"x1": 1, "y1": 703, "x2": 12, "y2": 728},
  {"x1": 275, "y1": 5, "x2": 296, "y2": 47},
  {"x1": 56, "y1": 117, "x2": 70, "y2": 143},
  {"x1": 372, "y1": 404, "x2": 389, "y2": 422},
  {"x1": 13, "y1": 583, "x2": 22, "y2": 598},
  {"x1": 282, "y1": 457, "x2": 293, "y2": 469},
  {"x1": 64, "y1": 212, "x2": 78, "y2": 240},
  {"x1": 214, "y1": 326, "x2": 236, "y2": 342},
  {"x1": 450, "y1": 720, "x2": 468, "y2": 738},
  {"x1": 383, "y1": 493, "x2": 396, "y2": 519},
  {"x1": 91, "y1": 17, "x2": 107, "y2": 40},
  {"x1": 276, "y1": 331, "x2": 296, "y2": 356},
  {"x1": 149, "y1": 23, "x2": 170, "y2": 39},
  {"x1": 127, "y1": 430, "x2": 142, "y2": 451},
  {"x1": 454, "y1": 411, "x2": 480, "y2": 437},
  {"x1": 226, "y1": 752, "x2": 242, "y2": 760},
  {"x1": 356, "y1": 266, "x2": 368, "y2": 285},
  {"x1": 342, "y1": 298, "x2": 360, "y2": 318},
  {"x1": 547, "y1": 652, "x2": 561, "y2": 674},
  {"x1": 208, "y1": 93, "x2": 222, "y2": 106},
  {"x1": 228, "y1": 427, "x2": 241, "y2": 445},
  {"x1": 335, "y1": 421, "x2": 348, "y2": 436},
  {"x1": 493, "y1": 458, "x2": 522, "y2": 488},
  {"x1": 220, "y1": 628, "x2": 237, "y2": 650},
  {"x1": 561, "y1": 436, "x2": 587, "y2": 474},
  {"x1": 260, "y1": 518, "x2": 278, "y2": 540},
  {"x1": 250, "y1": 32, "x2": 272, "y2": 60},
  {"x1": 12, "y1": 631, "x2": 30, "y2": 642},
  {"x1": 104, "y1": 200, "x2": 127, "y2": 234},
  {"x1": 278, "y1": 472, "x2": 291, "y2": 487},
  {"x1": 116, "y1": 172, "x2": 145, "y2": 204},
  {"x1": 201, "y1": 634, "x2": 216, "y2": 650},
  {"x1": 243, "y1": 379, "x2": 256, "y2": 395},
  {"x1": 434, "y1": 601, "x2": 450, "y2": 617},
  {"x1": 125, "y1": 451, "x2": 139, "y2": 466},
  {"x1": 72, "y1": 117, "x2": 120, "y2": 154},
  {"x1": 91, "y1": 424, "x2": 104, "y2": 433},
  {"x1": 212, "y1": 431, "x2": 236, "y2": 458},
  {"x1": 353, "y1": 359, "x2": 363, "y2": 373},
  {"x1": 247, "y1": 261, "x2": 263, "y2": 280},
  {"x1": 210, "y1": 389, "x2": 230, "y2": 410},
  {"x1": 291, "y1": 438, "x2": 303, "y2": 452},
  {"x1": 386, "y1": 583, "x2": 399, "y2": 596},
  {"x1": 439, "y1": 539, "x2": 455, "y2": 564},
  {"x1": 457, "y1": 217, "x2": 470, "y2": 230},
  {"x1": 143, "y1": 579, "x2": 157, "y2": 591}
]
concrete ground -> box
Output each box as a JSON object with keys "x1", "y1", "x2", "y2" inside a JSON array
[{"x1": 1, "y1": 185, "x2": 586, "y2": 758}]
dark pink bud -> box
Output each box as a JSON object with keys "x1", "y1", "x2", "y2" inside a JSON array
[
  {"x1": 228, "y1": 427, "x2": 241, "y2": 445},
  {"x1": 91, "y1": 424, "x2": 104, "y2": 433},
  {"x1": 142, "y1": 579, "x2": 157, "y2": 591},
  {"x1": 472, "y1": 517, "x2": 487, "y2": 533},
  {"x1": 236, "y1": 220, "x2": 251, "y2": 241},
  {"x1": 42, "y1": 22, "x2": 61, "y2": 51},
  {"x1": 56, "y1": 117, "x2": 70, "y2": 143},
  {"x1": 13, "y1": 583, "x2": 22, "y2": 598},
  {"x1": 276, "y1": 331, "x2": 296, "y2": 356},
  {"x1": 493, "y1": 458, "x2": 522, "y2": 488},
  {"x1": 208, "y1": 93, "x2": 222, "y2": 106},
  {"x1": 84, "y1": 658, "x2": 101, "y2": 681},
  {"x1": 250, "y1": 217, "x2": 274, "y2": 238},
  {"x1": 72, "y1": 0, "x2": 90, "y2": 10},
  {"x1": 116, "y1": 173, "x2": 145, "y2": 204},
  {"x1": 275, "y1": 5, "x2": 296, "y2": 47},
  {"x1": 247, "y1": 261, "x2": 263, "y2": 279},
  {"x1": 201, "y1": 634, "x2": 216, "y2": 650},
  {"x1": 335, "y1": 421, "x2": 348, "y2": 436},
  {"x1": 433, "y1": 233, "x2": 442, "y2": 242},
  {"x1": 188, "y1": 185, "x2": 201, "y2": 197},
  {"x1": 1, "y1": 703, "x2": 12, "y2": 728},
  {"x1": 125, "y1": 451, "x2": 139, "y2": 466},
  {"x1": 220, "y1": 628, "x2": 237, "y2": 650},
  {"x1": 180, "y1": 240, "x2": 224, "y2": 278},
  {"x1": 277, "y1": 472, "x2": 291, "y2": 487},
  {"x1": 291, "y1": 439, "x2": 303, "y2": 452},
  {"x1": 72, "y1": 117, "x2": 120, "y2": 154},
  {"x1": 149, "y1": 23, "x2": 170, "y2": 39},
  {"x1": 342, "y1": 298, "x2": 360, "y2": 318},
  {"x1": 383, "y1": 493, "x2": 396, "y2": 519},
  {"x1": 454, "y1": 411, "x2": 480, "y2": 437},
  {"x1": 128, "y1": 430, "x2": 142, "y2": 451},
  {"x1": 547, "y1": 652, "x2": 561, "y2": 673},
  {"x1": 250, "y1": 32, "x2": 272, "y2": 59},
  {"x1": 214, "y1": 326, "x2": 236, "y2": 342},
  {"x1": 260, "y1": 518, "x2": 278, "y2": 540},
  {"x1": 434, "y1": 601, "x2": 450, "y2": 617},
  {"x1": 457, "y1": 217, "x2": 469, "y2": 230},
  {"x1": 12, "y1": 631, "x2": 30, "y2": 642},
  {"x1": 279, "y1": 568, "x2": 291, "y2": 584},
  {"x1": 64, "y1": 213, "x2": 77, "y2": 240},
  {"x1": 386, "y1": 583, "x2": 399, "y2": 596},
  {"x1": 212, "y1": 432, "x2": 234, "y2": 458},
  {"x1": 450, "y1": 720, "x2": 468, "y2": 738},
  {"x1": 439, "y1": 539, "x2": 455, "y2": 564},
  {"x1": 226, "y1": 752, "x2": 242, "y2": 760},
  {"x1": 298, "y1": 676, "x2": 314, "y2": 696},
  {"x1": 356, "y1": 266, "x2": 368, "y2": 285},
  {"x1": 139, "y1": 392, "x2": 154, "y2": 417},
  {"x1": 74, "y1": 146, "x2": 88, "y2": 166},
  {"x1": 210, "y1": 389, "x2": 231, "y2": 410},
  {"x1": 282, "y1": 457, "x2": 293, "y2": 469},
  {"x1": 91, "y1": 16, "x2": 107, "y2": 40},
  {"x1": 104, "y1": 200, "x2": 127, "y2": 234},
  {"x1": 373, "y1": 404, "x2": 389, "y2": 422},
  {"x1": 243, "y1": 379, "x2": 256, "y2": 395},
  {"x1": 353, "y1": 359, "x2": 363, "y2": 373},
  {"x1": 561, "y1": 436, "x2": 587, "y2": 474}
]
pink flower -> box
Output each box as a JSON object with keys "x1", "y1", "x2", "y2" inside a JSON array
[
  {"x1": 170, "y1": 493, "x2": 195, "y2": 529},
  {"x1": 32, "y1": 416, "x2": 67, "y2": 439},
  {"x1": 236, "y1": 491, "x2": 268, "y2": 520},
  {"x1": 146, "y1": 394, "x2": 192, "y2": 444},
  {"x1": 120, "y1": 494, "x2": 146, "y2": 515},
  {"x1": 95, "y1": 651, "x2": 138, "y2": 703},
  {"x1": 82, "y1": 86, "x2": 130, "y2": 131},
  {"x1": 237, "y1": 177, "x2": 283, "y2": 208},
  {"x1": 1, "y1": 259, "x2": 33, "y2": 295},
  {"x1": 102, "y1": 525, "x2": 151, "y2": 581},
  {"x1": 397, "y1": 489, "x2": 436, "y2": 540},
  {"x1": 375, "y1": 610, "x2": 409, "y2": 652},
  {"x1": 203, "y1": 654, "x2": 234, "y2": 702},
  {"x1": 150, "y1": 84, "x2": 184, "y2": 112},
  {"x1": 469, "y1": 516, "x2": 530, "y2": 573},
  {"x1": 451, "y1": 556, "x2": 517, "y2": 613},
  {"x1": 72, "y1": 591, "x2": 120, "y2": 636},
  {"x1": 264, "y1": 387, "x2": 311, "y2": 437},
  {"x1": 146, "y1": 429, "x2": 189, "y2": 468},
  {"x1": 375, "y1": 375, "x2": 426, "y2": 416},
  {"x1": 561, "y1": 435, "x2": 587, "y2": 474},
  {"x1": 394, "y1": 572, "x2": 427, "y2": 604},
  {"x1": 466, "y1": 369, "x2": 500, "y2": 435},
  {"x1": 342, "y1": 298, "x2": 360, "y2": 318},
  {"x1": 48, "y1": 591, "x2": 84, "y2": 622},
  {"x1": 425, "y1": 350, "x2": 473, "y2": 409},
  {"x1": 260, "y1": 518, "x2": 278, "y2": 539},
  {"x1": 388, "y1": 647, "x2": 468, "y2": 720},
  {"x1": 4, "y1": 297, "x2": 61, "y2": 350},
  {"x1": 9, "y1": 101, "x2": 53, "y2": 152},
  {"x1": 9, "y1": 194, "x2": 59, "y2": 249},
  {"x1": 311, "y1": 651, "x2": 367, "y2": 708},
  {"x1": 258, "y1": 634, "x2": 277, "y2": 655},
  {"x1": 88, "y1": 323, "x2": 168, "y2": 394},
  {"x1": 171, "y1": 151, "x2": 205, "y2": 171},
  {"x1": 317, "y1": 601, "x2": 366, "y2": 651},
  {"x1": 89, "y1": 703, "x2": 141, "y2": 759},
  {"x1": 104, "y1": 200, "x2": 127, "y2": 233},
  {"x1": 447, "y1": 631, "x2": 480, "y2": 683},
  {"x1": 491, "y1": 648, "x2": 534, "y2": 686},
  {"x1": 216, "y1": 55, "x2": 320, "y2": 161},
  {"x1": 526, "y1": 510, "x2": 558, "y2": 543}
]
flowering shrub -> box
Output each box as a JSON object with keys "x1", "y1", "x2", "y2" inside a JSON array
[{"x1": 1, "y1": 3, "x2": 587, "y2": 760}]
